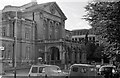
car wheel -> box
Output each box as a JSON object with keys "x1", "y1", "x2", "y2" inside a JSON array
[{"x1": 45, "y1": 74, "x2": 48, "y2": 78}]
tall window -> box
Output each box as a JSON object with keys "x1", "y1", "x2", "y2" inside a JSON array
[
  {"x1": 49, "y1": 21, "x2": 53, "y2": 39},
  {"x1": 75, "y1": 38, "x2": 77, "y2": 41},
  {"x1": 9, "y1": 22, "x2": 14, "y2": 37},
  {"x1": 25, "y1": 28, "x2": 30, "y2": 39},
  {"x1": 6, "y1": 24, "x2": 10, "y2": 36},
  {"x1": 79, "y1": 38, "x2": 81, "y2": 42},
  {"x1": 55, "y1": 23, "x2": 59, "y2": 39},
  {"x1": 2, "y1": 26, "x2": 6, "y2": 36},
  {"x1": 7, "y1": 44, "x2": 11, "y2": 59},
  {"x1": 0, "y1": 27, "x2": 2, "y2": 36}
]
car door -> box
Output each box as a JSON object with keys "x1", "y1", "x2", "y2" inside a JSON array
[
  {"x1": 37, "y1": 66, "x2": 46, "y2": 78},
  {"x1": 46, "y1": 66, "x2": 59, "y2": 78},
  {"x1": 30, "y1": 66, "x2": 38, "y2": 76}
]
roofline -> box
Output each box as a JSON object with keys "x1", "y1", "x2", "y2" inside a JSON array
[
  {"x1": 70, "y1": 64, "x2": 95, "y2": 67},
  {"x1": 53, "y1": 2, "x2": 67, "y2": 20},
  {"x1": 71, "y1": 29, "x2": 91, "y2": 31}
]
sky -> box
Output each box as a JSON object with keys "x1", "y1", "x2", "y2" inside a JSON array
[{"x1": 0, "y1": 0, "x2": 92, "y2": 30}]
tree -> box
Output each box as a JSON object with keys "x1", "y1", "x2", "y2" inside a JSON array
[
  {"x1": 94, "y1": 44, "x2": 104, "y2": 59},
  {"x1": 86, "y1": 42, "x2": 96, "y2": 61},
  {"x1": 84, "y1": 1, "x2": 120, "y2": 60}
]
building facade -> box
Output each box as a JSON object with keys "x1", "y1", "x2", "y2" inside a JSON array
[
  {"x1": 71, "y1": 29, "x2": 96, "y2": 43},
  {"x1": 1, "y1": 9, "x2": 36, "y2": 69},
  {"x1": 0, "y1": 1, "x2": 87, "y2": 70},
  {"x1": 71, "y1": 29, "x2": 101, "y2": 46}
]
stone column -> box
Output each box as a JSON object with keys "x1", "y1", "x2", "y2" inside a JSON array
[
  {"x1": 77, "y1": 53, "x2": 80, "y2": 63},
  {"x1": 62, "y1": 51, "x2": 65, "y2": 64},
  {"x1": 59, "y1": 45, "x2": 62, "y2": 60},
  {"x1": 71, "y1": 52, "x2": 75, "y2": 64},
  {"x1": 81, "y1": 52, "x2": 87, "y2": 63},
  {"x1": 44, "y1": 46, "x2": 47, "y2": 63}
]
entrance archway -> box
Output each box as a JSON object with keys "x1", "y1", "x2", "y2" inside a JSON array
[{"x1": 49, "y1": 47, "x2": 60, "y2": 61}]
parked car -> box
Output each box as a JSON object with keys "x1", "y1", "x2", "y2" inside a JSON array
[
  {"x1": 28, "y1": 64, "x2": 68, "y2": 78},
  {"x1": 68, "y1": 64, "x2": 99, "y2": 78},
  {"x1": 116, "y1": 64, "x2": 120, "y2": 73},
  {"x1": 98, "y1": 64, "x2": 119, "y2": 78}
]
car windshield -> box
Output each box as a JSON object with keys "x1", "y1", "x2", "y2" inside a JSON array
[{"x1": 101, "y1": 67, "x2": 115, "y2": 72}]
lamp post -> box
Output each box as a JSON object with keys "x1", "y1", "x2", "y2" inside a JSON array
[
  {"x1": 13, "y1": 9, "x2": 24, "y2": 78},
  {"x1": 13, "y1": 11, "x2": 18, "y2": 78}
]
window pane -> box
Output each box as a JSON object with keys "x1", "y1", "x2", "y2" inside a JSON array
[
  {"x1": 72, "y1": 67, "x2": 78, "y2": 72},
  {"x1": 31, "y1": 67, "x2": 38, "y2": 73},
  {"x1": 81, "y1": 68, "x2": 87, "y2": 73},
  {"x1": 39, "y1": 67, "x2": 45, "y2": 73}
]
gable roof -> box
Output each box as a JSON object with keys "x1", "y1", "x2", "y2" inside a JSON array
[
  {"x1": 2, "y1": 1, "x2": 67, "y2": 20},
  {"x1": 52, "y1": 2, "x2": 67, "y2": 20},
  {"x1": 24, "y1": 2, "x2": 67, "y2": 20}
]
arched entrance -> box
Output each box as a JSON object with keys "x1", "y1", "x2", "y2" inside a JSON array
[
  {"x1": 49, "y1": 47, "x2": 60, "y2": 64},
  {"x1": 50, "y1": 47, "x2": 60, "y2": 60}
]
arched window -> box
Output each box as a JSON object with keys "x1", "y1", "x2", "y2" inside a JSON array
[
  {"x1": 50, "y1": 47, "x2": 60, "y2": 60},
  {"x1": 55, "y1": 23, "x2": 59, "y2": 39},
  {"x1": 2, "y1": 26, "x2": 6, "y2": 36},
  {"x1": 43, "y1": 19, "x2": 48, "y2": 39}
]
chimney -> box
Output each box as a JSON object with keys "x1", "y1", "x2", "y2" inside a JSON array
[
  {"x1": 31, "y1": 0, "x2": 37, "y2": 5},
  {"x1": 31, "y1": 0, "x2": 37, "y2": 3}
]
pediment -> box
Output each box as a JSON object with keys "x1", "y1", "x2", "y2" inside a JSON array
[
  {"x1": 42, "y1": 2, "x2": 67, "y2": 20},
  {"x1": 19, "y1": 2, "x2": 67, "y2": 20}
]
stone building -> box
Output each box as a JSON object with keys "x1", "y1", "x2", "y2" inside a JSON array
[
  {"x1": 71, "y1": 29, "x2": 101, "y2": 46},
  {"x1": 0, "y1": 1, "x2": 86, "y2": 69},
  {"x1": 71, "y1": 29, "x2": 96, "y2": 43},
  {"x1": 1, "y1": 6, "x2": 36, "y2": 68}
]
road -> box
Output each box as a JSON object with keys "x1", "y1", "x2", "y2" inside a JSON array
[
  {"x1": 1, "y1": 68, "x2": 69, "y2": 78},
  {"x1": 2, "y1": 68, "x2": 29, "y2": 78}
]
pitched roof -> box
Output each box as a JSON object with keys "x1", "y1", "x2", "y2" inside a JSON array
[
  {"x1": 23, "y1": 2, "x2": 51, "y2": 12},
  {"x1": 23, "y1": 2, "x2": 67, "y2": 20},
  {"x1": 2, "y1": 1, "x2": 67, "y2": 20}
]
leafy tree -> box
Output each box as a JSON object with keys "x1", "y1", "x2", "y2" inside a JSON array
[
  {"x1": 93, "y1": 44, "x2": 109, "y2": 62},
  {"x1": 86, "y1": 42, "x2": 96, "y2": 61},
  {"x1": 94, "y1": 44, "x2": 104, "y2": 59},
  {"x1": 84, "y1": 1, "x2": 120, "y2": 60}
]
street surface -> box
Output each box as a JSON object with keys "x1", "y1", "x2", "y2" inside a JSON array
[
  {"x1": 2, "y1": 69, "x2": 29, "y2": 78},
  {"x1": 1, "y1": 68, "x2": 69, "y2": 78}
]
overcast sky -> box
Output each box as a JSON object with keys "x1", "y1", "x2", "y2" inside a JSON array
[{"x1": 0, "y1": 0, "x2": 92, "y2": 30}]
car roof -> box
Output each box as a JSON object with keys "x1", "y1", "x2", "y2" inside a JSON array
[
  {"x1": 31, "y1": 64, "x2": 59, "y2": 68},
  {"x1": 100, "y1": 65, "x2": 116, "y2": 68},
  {"x1": 70, "y1": 64, "x2": 95, "y2": 68}
]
